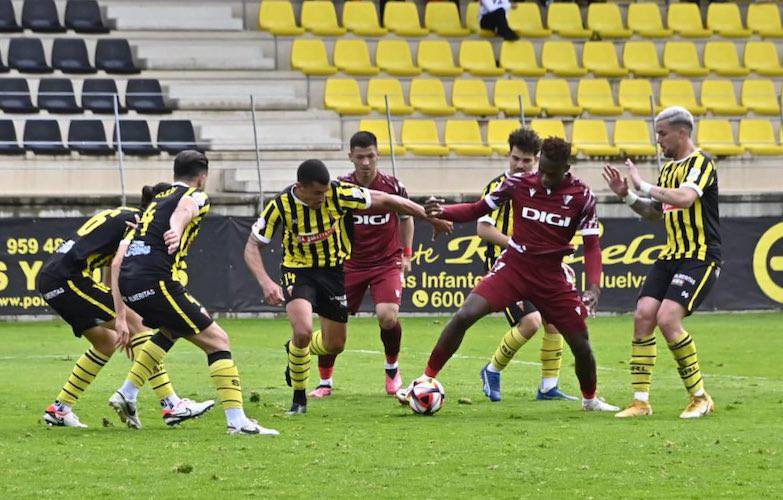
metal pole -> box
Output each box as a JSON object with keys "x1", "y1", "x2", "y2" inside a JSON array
[
  {"x1": 518, "y1": 94, "x2": 526, "y2": 127},
  {"x1": 250, "y1": 94, "x2": 264, "y2": 207},
  {"x1": 113, "y1": 93, "x2": 127, "y2": 206},
  {"x1": 649, "y1": 94, "x2": 662, "y2": 171},
  {"x1": 384, "y1": 94, "x2": 397, "y2": 178}
]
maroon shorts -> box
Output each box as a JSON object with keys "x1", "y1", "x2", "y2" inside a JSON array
[
  {"x1": 473, "y1": 250, "x2": 588, "y2": 334},
  {"x1": 344, "y1": 261, "x2": 404, "y2": 314}
]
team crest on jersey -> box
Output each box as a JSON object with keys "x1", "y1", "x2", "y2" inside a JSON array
[
  {"x1": 529, "y1": 188, "x2": 536, "y2": 197},
  {"x1": 563, "y1": 195, "x2": 573, "y2": 206}
]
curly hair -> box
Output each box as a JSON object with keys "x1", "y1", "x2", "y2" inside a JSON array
[
  {"x1": 540, "y1": 136, "x2": 572, "y2": 166},
  {"x1": 508, "y1": 127, "x2": 541, "y2": 154}
]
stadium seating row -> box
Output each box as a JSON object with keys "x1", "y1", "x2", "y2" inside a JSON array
[
  {"x1": 323, "y1": 77, "x2": 783, "y2": 118},
  {"x1": 0, "y1": 78, "x2": 170, "y2": 114},
  {"x1": 0, "y1": 0, "x2": 108, "y2": 34},
  {"x1": 260, "y1": 1, "x2": 783, "y2": 40},
  {"x1": 356, "y1": 118, "x2": 782, "y2": 158},
  {"x1": 0, "y1": 38, "x2": 138, "y2": 74},
  {"x1": 290, "y1": 38, "x2": 783, "y2": 79},
  {"x1": 0, "y1": 118, "x2": 198, "y2": 155}
]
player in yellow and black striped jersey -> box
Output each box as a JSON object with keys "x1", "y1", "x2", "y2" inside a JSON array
[
  {"x1": 603, "y1": 106, "x2": 720, "y2": 419},
  {"x1": 244, "y1": 159, "x2": 453, "y2": 414}
]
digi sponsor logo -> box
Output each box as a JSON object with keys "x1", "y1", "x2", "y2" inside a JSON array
[
  {"x1": 353, "y1": 214, "x2": 391, "y2": 225},
  {"x1": 520, "y1": 207, "x2": 572, "y2": 227}
]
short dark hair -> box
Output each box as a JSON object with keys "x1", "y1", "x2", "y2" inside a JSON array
[
  {"x1": 297, "y1": 159, "x2": 330, "y2": 186},
  {"x1": 508, "y1": 127, "x2": 541, "y2": 154},
  {"x1": 540, "y1": 137, "x2": 572, "y2": 166},
  {"x1": 350, "y1": 131, "x2": 378, "y2": 151},
  {"x1": 140, "y1": 182, "x2": 171, "y2": 209},
  {"x1": 173, "y1": 150, "x2": 209, "y2": 180}
]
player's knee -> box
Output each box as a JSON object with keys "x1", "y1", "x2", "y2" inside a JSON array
[
  {"x1": 377, "y1": 313, "x2": 398, "y2": 330},
  {"x1": 634, "y1": 306, "x2": 656, "y2": 330},
  {"x1": 655, "y1": 310, "x2": 683, "y2": 338},
  {"x1": 327, "y1": 336, "x2": 346, "y2": 354},
  {"x1": 292, "y1": 328, "x2": 312, "y2": 348},
  {"x1": 518, "y1": 312, "x2": 542, "y2": 336}
]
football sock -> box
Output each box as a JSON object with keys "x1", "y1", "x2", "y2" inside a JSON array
[
  {"x1": 55, "y1": 347, "x2": 109, "y2": 407},
  {"x1": 208, "y1": 351, "x2": 243, "y2": 410},
  {"x1": 490, "y1": 326, "x2": 529, "y2": 371},
  {"x1": 540, "y1": 331, "x2": 564, "y2": 381},
  {"x1": 318, "y1": 353, "x2": 336, "y2": 382},
  {"x1": 129, "y1": 331, "x2": 176, "y2": 402},
  {"x1": 309, "y1": 330, "x2": 329, "y2": 355},
  {"x1": 380, "y1": 322, "x2": 402, "y2": 364},
  {"x1": 124, "y1": 332, "x2": 173, "y2": 400},
  {"x1": 667, "y1": 331, "x2": 704, "y2": 396},
  {"x1": 225, "y1": 407, "x2": 247, "y2": 428},
  {"x1": 318, "y1": 378, "x2": 333, "y2": 387},
  {"x1": 539, "y1": 377, "x2": 558, "y2": 393},
  {"x1": 385, "y1": 361, "x2": 399, "y2": 379},
  {"x1": 630, "y1": 333, "x2": 657, "y2": 401},
  {"x1": 288, "y1": 342, "x2": 310, "y2": 391},
  {"x1": 567, "y1": 337, "x2": 597, "y2": 400},
  {"x1": 293, "y1": 389, "x2": 307, "y2": 405}
]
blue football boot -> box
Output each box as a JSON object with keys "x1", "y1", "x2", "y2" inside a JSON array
[{"x1": 480, "y1": 364, "x2": 502, "y2": 402}]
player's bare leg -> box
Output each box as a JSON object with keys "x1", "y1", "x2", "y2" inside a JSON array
[
  {"x1": 376, "y1": 302, "x2": 403, "y2": 394},
  {"x1": 616, "y1": 297, "x2": 659, "y2": 418}
]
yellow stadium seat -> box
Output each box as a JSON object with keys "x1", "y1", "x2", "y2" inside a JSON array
[
  {"x1": 460, "y1": 40, "x2": 504, "y2": 77},
  {"x1": 663, "y1": 41, "x2": 709, "y2": 77},
  {"x1": 301, "y1": 0, "x2": 346, "y2": 35},
  {"x1": 334, "y1": 40, "x2": 379, "y2": 76},
  {"x1": 376, "y1": 40, "x2": 421, "y2": 77},
  {"x1": 623, "y1": 41, "x2": 669, "y2": 77},
  {"x1": 507, "y1": 3, "x2": 551, "y2": 37},
  {"x1": 402, "y1": 120, "x2": 449, "y2": 156},
  {"x1": 258, "y1": 1, "x2": 304, "y2": 35},
  {"x1": 424, "y1": 2, "x2": 470, "y2": 36},
  {"x1": 577, "y1": 79, "x2": 623, "y2": 116},
  {"x1": 343, "y1": 1, "x2": 387, "y2": 36},
  {"x1": 707, "y1": 3, "x2": 751, "y2": 38},
  {"x1": 667, "y1": 3, "x2": 711, "y2": 38},
  {"x1": 383, "y1": 1, "x2": 428, "y2": 36},
  {"x1": 409, "y1": 78, "x2": 456, "y2": 116},
  {"x1": 530, "y1": 119, "x2": 567, "y2": 141},
  {"x1": 744, "y1": 42, "x2": 783, "y2": 77},
  {"x1": 488, "y1": 119, "x2": 524, "y2": 154},
  {"x1": 291, "y1": 39, "x2": 337, "y2": 76},
  {"x1": 572, "y1": 120, "x2": 619, "y2": 157},
  {"x1": 417, "y1": 40, "x2": 463, "y2": 77},
  {"x1": 583, "y1": 41, "x2": 628, "y2": 77},
  {"x1": 324, "y1": 78, "x2": 370, "y2": 115},
  {"x1": 358, "y1": 119, "x2": 407, "y2": 156},
  {"x1": 536, "y1": 79, "x2": 582, "y2": 117},
  {"x1": 627, "y1": 3, "x2": 672, "y2": 38},
  {"x1": 704, "y1": 41, "x2": 749, "y2": 77},
  {"x1": 614, "y1": 120, "x2": 656, "y2": 157},
  {"x1": 466, "y1": 2, "x2": 494, "y2": 37},
  {"x1": 700, "y1": 80, "x2": 746, "y2": 116},
  {"x1": 494, "y1": 79, "x2": 541, "y2": 116},
  {"x1": 542, "y1": 41, "x2": 587, "y2": 77},
  {"x1": 367, "y1": 78, "x2": 413, "y2": 115},
  {"x1": 739, "y1": 119, "x2": 783, "y2": 155},
  {"x1": 741, "y1": 80, "x2": 780, "y2": 115},
  {"x1": 660, "y1": 79, "x2": 706, "y2": 115},
  {"x1": 697, "y1": 120, "x2": 744, "y2": 156},
  {"x1": 618, "y1": 79, "x2": 659, "y2": 116},
  {"x1": 747, "y1": 3, "x2": 783, "y2": 38},
  {"x1": 452, "y1": 79, "x2": 498, "y2": 116},
  {"x1": 587, "y1": 3, "x2": 631, "y2": 38},
  {"x1": 500, "y1": 40, "x2": 545, "y2": 76},
  {"x1": 547, "y1": 3, "x2": 592, "y2": 38},
  {"x1": 445, "y1": 120, "x2": 492, "y2": 156}
]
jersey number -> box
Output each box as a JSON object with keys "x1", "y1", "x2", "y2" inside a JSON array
[
  {"x1": 139, "y1": 202, "x2": 157, "y2": 236},
  {"x1": 77, "y1": 208, "x2": 123, "y2": 237}
]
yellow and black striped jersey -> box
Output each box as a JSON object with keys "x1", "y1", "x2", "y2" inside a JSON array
[
  {"x1": 251, "y1": 181, "x2": 372, "y2": 268},
  {"x1": 121, "y1": 182, "x2": 210, "y2": 281},
  {"x1": 657, "y1": 149, "x2": 721, "y2": 262},
  {"x1": 478, "y1": 171, "x2": 513, "y2": 264},
  {"x1": 42, "y1": 206, "x2": 140, "y2": 280}
]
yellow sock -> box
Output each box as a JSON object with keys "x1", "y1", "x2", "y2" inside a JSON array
[
  {"x1": 130, "y1": 331, "x2": 175, "y2": 400},
  {"x1": 490, "y1": 327, "x2": 529, "y2": 371},
  {"x1": 126, "y1": 339, "x2": 167, "y2": 389},
  {"x1": 668, "y1": 331, "x2": 704, "y2": 396},
  {"x1": 630, "y1": 334, "x2": 657, "y2": 395},
  {"x1": 288, "y1": 342, "x2": 310, "y2": 390},
  {"x1": 208, "y1": 352, "x2": 243, "y2": 410},
  {"x1": 309, "y1": 329, "x2": 329, "y2": 356},
  {"x1": 540, "y1": 331, "x2": 564, "y2": 379},
  {"x1": 56, "y1": 348, "x2": 110, "y2": 406}
]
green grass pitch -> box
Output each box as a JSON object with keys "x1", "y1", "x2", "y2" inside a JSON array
[{"x1": 1, "y1": 313, "x2": 781, "y2": 497}]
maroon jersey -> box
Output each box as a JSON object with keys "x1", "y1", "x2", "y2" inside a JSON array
[{"x1": 340, "y1": 170, "x2": 409, "y2": 269}]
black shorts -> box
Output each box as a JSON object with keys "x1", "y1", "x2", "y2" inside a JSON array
[
  {"x1": 38, "y1": 271, "x2": 115, "y2": 336},
  {"x1": 281, "y1": 266, "x2": 348, "y2": 323},
  {"x1": 484, "y1": 258, "x2": 538, "y2": 327},
  {"x1": 120, "y1": 278, "x2": 213, "y2": 338},
  {"x1": 639, "y1": 258, "x2": 720, "y2": 315}
]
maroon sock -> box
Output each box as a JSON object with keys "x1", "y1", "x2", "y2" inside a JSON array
[
  {"x1": 380, "y1": 322, "x2": 402, "y2": 364},
  {"x1": 318, "y1": 354, "x2": 336, "y2": 382}
]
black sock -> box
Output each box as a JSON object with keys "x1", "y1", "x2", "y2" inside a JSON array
[{"x1": 293, "y1": 389, "x2": 306, "y2": 405}]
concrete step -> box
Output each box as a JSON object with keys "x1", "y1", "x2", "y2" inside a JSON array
[{"x1": 105, "y1": 3, "x2": 243, "y2": 31}]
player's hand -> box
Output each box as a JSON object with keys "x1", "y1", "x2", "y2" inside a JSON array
[
  {"x1": 163, "y1": 228, "x2": 181, "y2": 254},
  {"x1": 113, "y1": 316, "x2": 132, "y2": 358},
  {"x1": 125, "y1": 214, "x2": 140, "y2": 230},
  {"x1": 401, "y1": 255, "x2": 412, "y2": 276},
  {"x1": 581, "y1": 285, "x2": 601, "y2": 318},
  {"x1": 430, "y1": 218, "x2": 453, "y2": 240},
  {"x1": 424, "y1": 197, "x2": 445, "y2": 217},
  {"x1": 262, "y1": 280, "x2": 284, "y2": 307},
  {"x1": 625, "y1": 159, "x2": 643, "y2": 191},
  {"x1": 602, "y1": 164, "x2": 629, "y2": 198}
]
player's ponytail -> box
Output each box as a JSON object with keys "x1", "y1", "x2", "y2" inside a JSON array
[{"x1": 140, "y1": 182, "x2": 172, "y2": 210}]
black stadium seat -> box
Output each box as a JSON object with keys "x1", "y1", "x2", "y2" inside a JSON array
[
  {"x1": 81, "y1": 78, "x2": 123, "y2": 114},
  {"x1": 8, "y1": 38, "x2": 52, "y2": 73},
  {"x1": 0, "y1": 120, "x2": 24, "y2": 155},
  {"x1": 0, "y1": 0, "x2": 22, "y2": 32},
  {"x1": 65, "y1": 0, "x2": 108, "y2": 33},
  {"x1": 68, "y1": 119, "x2": 112, "y2": 155},
  {"x1": 52, "y1": 38, "x2": 95, "y2": 74},
  {"x1": 0, "y1": 78, "x2": 37, "y2": 113},
  {"x1": 24, "y1": 119, "x2": 69, "y2": 154},
  {"x1": 95, "y1": 39, "x2": 140, "y2": 74},
  {"x1": 38, "y1": 78, "x2": 81, "y2": 113},
  {"x1": 22, "y1": 0, "x2": 65, "y2": 32},
  {"x1": 114, "y1": 120, "x2": 158, "y2": 156},
  {"x1": 126, "y1": 79, "x2": 171, "y2": 114},
  {"x1": 157, "y1": 120, "x2": 198, "y2": 154}
]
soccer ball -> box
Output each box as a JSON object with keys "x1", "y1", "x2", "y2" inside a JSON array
[{"x1": 409, "y1": 378, "x2": 445, "y2": 415}]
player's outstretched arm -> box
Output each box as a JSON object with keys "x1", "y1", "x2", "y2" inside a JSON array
[
  {"x1": 476, "y1": 221, "x2": 509, "y2": 248},
  {"x1": 622, "y1": 159, "x2": 698, "y2": 209},
  {"x1": 369, "y1": 190, "x2": 453, "y2": 238},
  {"x1": 110, "y1": 240, "x2": 131, "y2": 356},
  {"x1": 164, "y1": 198, "x2": 198, "y2": 254},
  {"x1": 602, "y1": 164, "x2": 663, "y2": 222},
  {"x1": 581, "y1": 234, "x2": 602, "y2": 316},
  {"x1": 424, "y1": 196, "x2": 493, "y2": 223},
  {"x1": 243, "y1": 236, "x2": 284, "y2": 306}
]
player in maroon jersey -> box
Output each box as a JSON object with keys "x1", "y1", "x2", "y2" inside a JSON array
[
  {"x1": 310, "y1": 131, "x2": 413, "y2": 398},
  {"x1": 400, "y1": 137, "x2": 619, "y2": 412}
]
